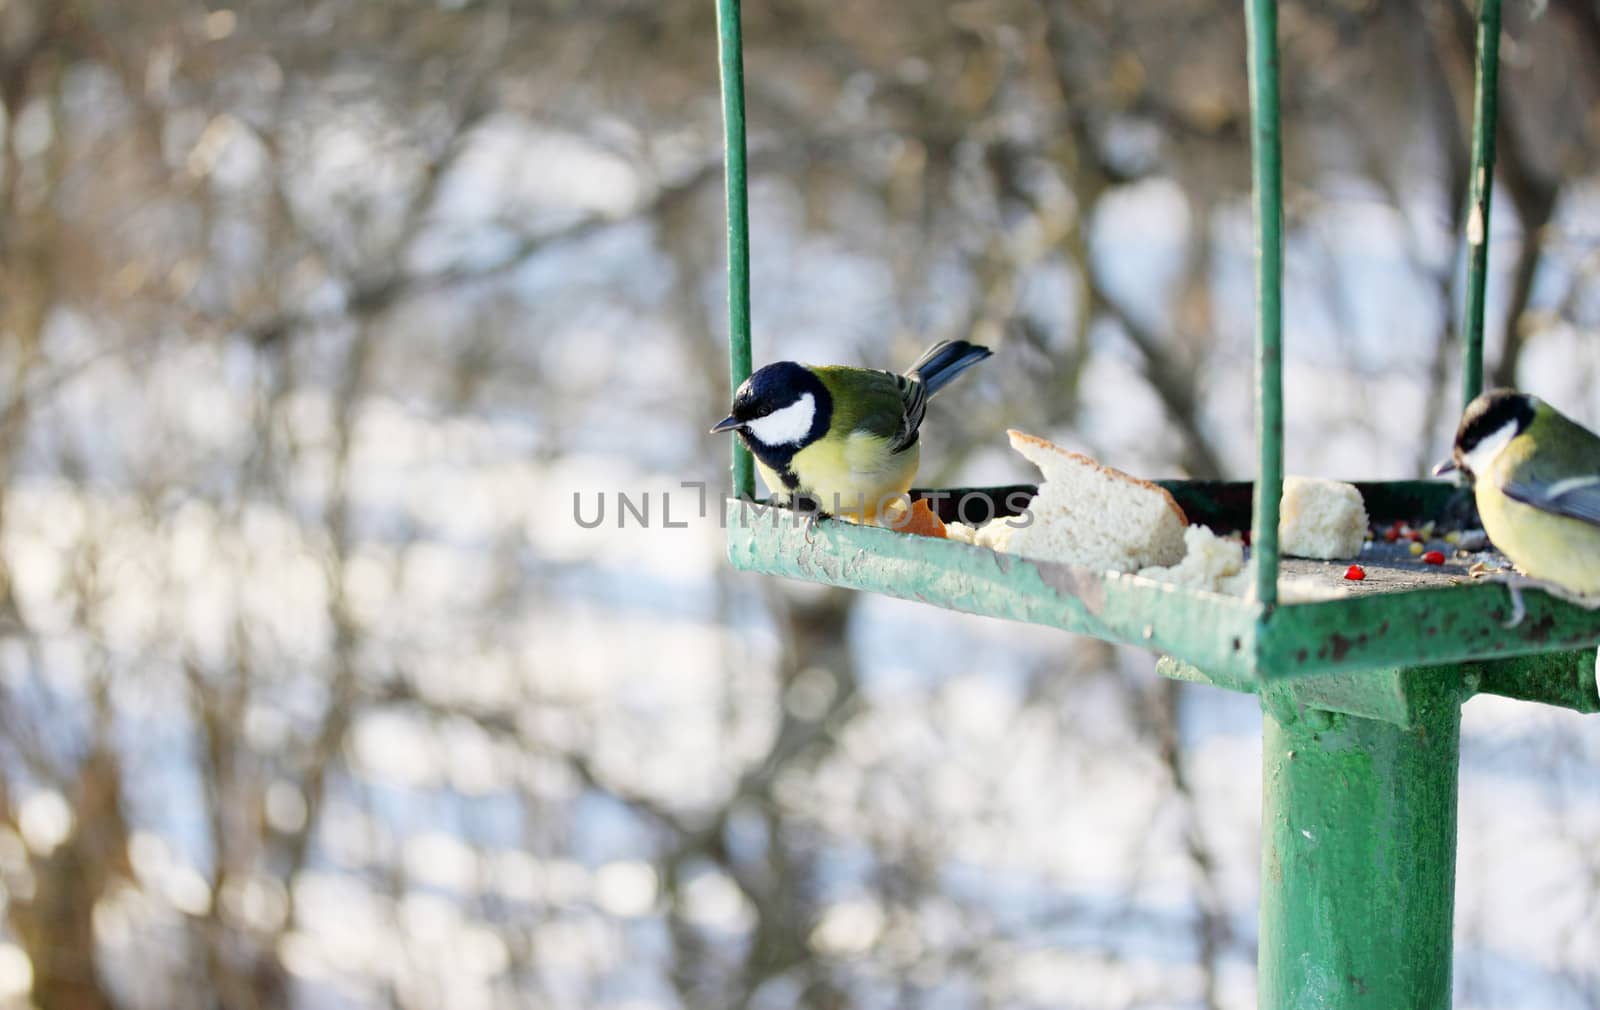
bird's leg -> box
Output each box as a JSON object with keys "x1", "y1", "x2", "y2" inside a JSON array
[
  {"x1": 1503, "y1": 580, "x2": 1527, "y2": 629},
  {"x1": 1490, "y1": 572, "x2": 1600, "y2": 628},
  {"x1": 793, "y1": 493, "x2": 830, "y2": 544}
]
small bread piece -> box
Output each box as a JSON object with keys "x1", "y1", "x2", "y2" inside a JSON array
[
  {"x1": 1004, "y1": 430, "x2": 1187, "y2": 572},
  {"x1": 974, "y1": 518, "x2": 1015, "y2": 552},
  {"x1": 944, "y1": 521, "x2": 978, "y2": 544},
  {"x1": 1140, "y1": 525, "x2": 1244, "y2": 591},
  {"x1": 1219, "y1": 569, "x2": 1350, "y2": 603},
  {"x1": 1279, "y1": 476, "x2": 1368, "y2": 560},
  {"x1": 944, "y1": 517, "x2": 1016, "y2": 550}
]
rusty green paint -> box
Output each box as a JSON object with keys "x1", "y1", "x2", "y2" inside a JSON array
[
  {"x1": 1265, "y1": 667, "x2": 1424, "y2": 729},
  {"x1": 1259, "y1": 584, "x2": 1600, "y2": 680},
  {"x1": 1260, "y1": 693, "x2": 1462, "y2": 1010},
  {"x1": 726, "y1": 499, "x2": 1260, "y2": 682},
  {"x1": 1161, "y1": 653, "x2": 1596, "y2": 725},
  {"x1": 1473, "y1": 648, "x2": 1600, "y2": 712},
  {"x1": 1156, "y1": 655, "x2": 1258, "y2": 695},
  {"x1": 732, "y1": 493, "x2": 1600, "y2": 691},
  {"x1": 1264, "y1": 665, "x2": 1468, "y2": 730}
]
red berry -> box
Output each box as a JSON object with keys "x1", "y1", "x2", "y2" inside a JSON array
[
  {"x1": 1422, "y1": 550, "x2": 1445, "y2": 565},
  {"x1": 1383, "y1": 527, "x2": 1400, "y2": 543},
  {"x1": 1344, "y1": 564, "x2": 1366, "y2": 581}
]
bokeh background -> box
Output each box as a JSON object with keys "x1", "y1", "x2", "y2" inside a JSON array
[{"x1": 0, "y1": 0, "x2": 1597, "y2": 1008}]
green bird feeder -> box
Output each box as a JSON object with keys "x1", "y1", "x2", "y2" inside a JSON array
[{"x1": 714, "y1": 1, "x2": 1598, "y2": 1007}]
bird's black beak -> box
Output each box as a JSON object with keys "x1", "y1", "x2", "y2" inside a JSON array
[
  {"x1": 1431, "y1": 457, "x2": 1459, "y2": 478},
  {"x1": 709, "y1": 414, "x2": 743, "y2": 434}
]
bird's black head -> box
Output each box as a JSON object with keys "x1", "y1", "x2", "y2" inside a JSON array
[
  {"x1": 1447, "y1": 388, "x2": 1535, "y2": 478},
  {"x1": 709, "y1": 361, "x2": 833, "y2": 465}
]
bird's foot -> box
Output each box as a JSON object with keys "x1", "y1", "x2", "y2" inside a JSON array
[
  {"x1": 793, "y1": 495, "x2": 832, "y2": 544},
  {"x1": 1486, "y1": 573, "x2": 1600, "y2": 627},
  {"x1": 1504, "y1": 580, "x2": 1527, "y2": 629}
]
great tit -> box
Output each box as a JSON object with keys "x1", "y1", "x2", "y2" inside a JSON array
[
  {"x1": 710, "y1": 339, "x2": 991, "y2": 522},
  {"x1": 1435, "y1": 388, "x2": 1600, "y2": 596}
]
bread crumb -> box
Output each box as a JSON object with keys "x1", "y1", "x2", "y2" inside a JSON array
[
  {"x1": 975, "y1": 518, "x2": 1016, "y2": 551},
  {"x1": 1140, "y1": 525, "x2": 1244, "y2": 591},
  {"x1": 1218, "y1": 569, "x2": 1350, "y2": 602},
  {"x1": 944, "y1": 521, "x2": 978, "y2": 544}
]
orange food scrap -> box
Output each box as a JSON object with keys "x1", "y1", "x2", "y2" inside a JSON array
[{"x1": 895, "y1": 498, "x2": 947, "y2": 539}]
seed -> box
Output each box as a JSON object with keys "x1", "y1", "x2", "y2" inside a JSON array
[
  {"x1": 1344, "y1": 564, "x2": 1366, "y2": 581},
  {"x1": 1409, "y1": 541, "x2": 1424, "y2": 556},
  {"x1": 1422, "y1": 550, "x2": 1445, "y2": 565}
]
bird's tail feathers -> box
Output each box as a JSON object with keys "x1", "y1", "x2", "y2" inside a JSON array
[{"x1": 905, "y1": 339, "x2": 992, "y2": 396}]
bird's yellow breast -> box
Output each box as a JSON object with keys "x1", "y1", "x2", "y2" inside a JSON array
[
  {"x1": 767, "y1": 431, "x2": 919, "y2": 522},
  {"x1": 1476, "y1": 481, "x2": 1600, "y2": 595}
]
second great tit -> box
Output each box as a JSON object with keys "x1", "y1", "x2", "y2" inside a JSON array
[
  {"x1": 1435, "y1": 388, "x2": 1600, "y2": 596},
  {"x1": 711, "y1": 339, "x2": 992, "y2": 522}
]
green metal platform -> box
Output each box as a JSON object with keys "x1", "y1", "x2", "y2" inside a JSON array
[{"x1": 726, "y1": 482, "x2": 1600, "y2": 691}]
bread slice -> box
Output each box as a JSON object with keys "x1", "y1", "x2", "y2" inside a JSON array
[
  {"x1": 1279, "y1": 476, "x2": 1367, "y2": 560},
  {"x1": 1004, "y1": 430, "x2": 1188, "y2": 572}
]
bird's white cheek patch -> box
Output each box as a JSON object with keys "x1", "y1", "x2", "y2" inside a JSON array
[
  {"x1": 1463, "y1": 420, "x2": 1517, "y2": 475},
  {"x1": 746, "y1": 393, "x2": 816, "y2": 446}
]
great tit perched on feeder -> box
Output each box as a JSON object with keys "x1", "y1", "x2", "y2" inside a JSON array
[
  {"x1": 711, "y1": 339, "x2": 992, "y2": 523},
  {"x1": 1435, "y1": 389, "x2": 1600, "y2": 597}
]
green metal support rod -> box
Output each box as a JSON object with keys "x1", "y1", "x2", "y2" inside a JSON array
[
  {"x1": 1259, "y1": 690, "x2": 1463, "y2": 1010},
  {"x1": 1245, "y1": 0, "x2": 1284, "y2": 607},
  {"x1": 717, "y1": 0, "x2": 755, "y2": 499},
  {"x1": 1462, "y1": 0, "x2": 1502, "y2": 407}
]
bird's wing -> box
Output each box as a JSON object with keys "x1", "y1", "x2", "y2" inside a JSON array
[
  {"x1": 1501, "y1": 474, "x2": 1600, "y2": 528},
  {"x1": 816, "y1": 367, "x2": 921, "y2": 453},
  {"x1": 892, "y1": 373, "x2": 927, "y2": 451},
  {"x1": 1498, "y1": 418, "x2": 1600, "y2": 528}
]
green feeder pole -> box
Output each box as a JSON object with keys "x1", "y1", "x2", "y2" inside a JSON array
[
  {"x1": 1258, "y1": 678, "x2": 1465, "y2": 1009},
  {"x1": 1462, "y1": 0, "x2": 1502, "y2": 407},
  {"x1": 717, "y1": 0, "x2": 755, "y2": 499},
  {"x1": 1248, "y1": 1, "x2": 1504, "y2": 1006},
  {"x1": 1245, "y1": 0, "x2": 1284, "y2": 609}
]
